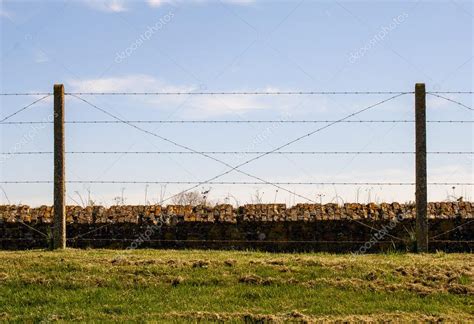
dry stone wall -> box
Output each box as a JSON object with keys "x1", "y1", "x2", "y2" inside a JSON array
[
  {"x1": 1, "y1": 202, "x2": 472, "y2": 252},
  {"x1": 1, "y1": 202, "x2": 472, "y2": 224}
]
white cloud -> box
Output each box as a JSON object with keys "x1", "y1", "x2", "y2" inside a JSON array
[
  {"x1": 192, "y1": 95, "x2": 264, "y2": 116},
  {"x1": 81, "y1": 0, "x2": 128, "y2": 13},
  {"x1": 426, "y1": 94, "x2": 460, "y2": 110},
  {"x1": 68, "y1": 75, "x2": 264, "y2": 117},
  {"x1": 69, "y1": 74, "x2": 190, "y2": 93},
  {"x1": 147, "y1": 0, "x2": 255, "y2": 8},
  {"x1": 147, "y1": 0, "x2": 173, "y2": 7},
  {"x1": 68, "y1": 74, "x2": 321, "y2": 117},
  {"x1": 223, "y1": 0, "x2": 256, "y2": 4},
  {"x1": 80, "y1": 0, "x2": 254, "y2": 12},
  {"x1": 0, "y1": 7, "x2": 13, "y2": 20}
]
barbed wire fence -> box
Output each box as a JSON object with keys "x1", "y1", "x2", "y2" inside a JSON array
[{"x1": 0, "y1": 85, "x2": 472, "y2": 251}]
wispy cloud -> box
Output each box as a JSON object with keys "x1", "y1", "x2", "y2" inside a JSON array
[
  {"x1": 147, "y1": 0, "x2": 255, "y2": 8},
  {"x1": 81, "y1": 0, "x2": 128, "y2": 13},
  {"x1": 427, "y1": 93, "x2": 457, "y2": 110},
  {"x1": 0, "y1": 7, "x2": 13, "y2": 20},
  {"x1": 69, "y1": 75, "x2": 192, "y2": 93},
  {"x1": 147, "y1": 0, "x2": 173, "y2": 7},
  {"x1": 68, "y1": 75, "x2": 262, "y2": 117},
  {"x1": 68, "y1": 74, "x2": 324, "y2": 117},
  {"x1": 79, "y1": 0, "x2": 254, "y2": 13}
]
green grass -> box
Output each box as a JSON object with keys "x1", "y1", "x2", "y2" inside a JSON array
[{"x1": 0, "y1": 249, "x2": 472, "y2": 322}]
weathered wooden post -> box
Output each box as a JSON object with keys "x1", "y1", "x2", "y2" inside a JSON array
[
  {"x1": 53, "y1": 84, "x2": 66, "y2": 249},
  {"x1": 415, "y1": 83, "x2": 428, "y2": 252}
]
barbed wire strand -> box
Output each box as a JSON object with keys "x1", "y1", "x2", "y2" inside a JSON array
[
  {"x1": 2, "y1": 181, "x2": 471, "y2": 185},
  {"x1": 0, "y1": 90, "x2": 470, "y2": 96},
  {"x1": 65, "y1": 91, "x2": 412, "y2": 96},
  {"x1": 66, "y1": 238, "x2": 403, "y2": 244},
  {"x1": 0, "y1": 237, "x2": 470, "y2": 243},
  {"x1": 17, "y1": 221, "x2": 48, "y2": 238},
  {"x1": 0, "y1": 92, "x2": 52, "y2": 96},
  {"x1": 428, "y1": 93, "x2": 473, "y2": 111},
  {"x1": 1, "y1": 119, "x2": 473, "y2": 125},
  {"x1": 429, "y1": 219, "x2": 474, "y2": 240},
  {"x1": 427, "y1": 91, "x2": 473, "y2": 94},
  {"x1": 1, "y1": 151, "x2": 472, "y2": 155},
  {"x1": 67, "y1": 223, "x2": 117, "y2": 241},
  {"x1": 0, "y1": 95, "x2": 51, "y2": 123},
  {"x1": 430, "y1": 240, "x2": 474, "y2": 243}
]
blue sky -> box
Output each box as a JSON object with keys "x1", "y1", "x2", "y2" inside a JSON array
[{"x1": 1, "y1": 0, "x2": 472, "y2": 206}]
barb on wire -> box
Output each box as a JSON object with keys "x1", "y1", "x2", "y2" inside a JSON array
[
  {"x1": 64, "y1": 91, "x2": 413, "y2": 96},
  {"x1": 428, "y1": 93, "x2": 473, "y2": 111},
  {"x1": 0, "y1": 95, "x2": 51, "y2": 123}
]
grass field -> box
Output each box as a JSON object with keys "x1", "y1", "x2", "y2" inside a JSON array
[{"x1": 0, "y1": 249, "x2": 472, "y2": 322}]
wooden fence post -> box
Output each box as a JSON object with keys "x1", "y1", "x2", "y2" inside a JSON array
[
  {"x1": 53, "y1": 84, "x2": 66, "y2": 249},
  {"x1": 415, "y1": 83, "x2": 428, "y2": 252}
]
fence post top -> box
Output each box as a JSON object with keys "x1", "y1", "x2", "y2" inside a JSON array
[
  {"x1": 54, "y1": 84, "x2": 64, "y2": 91},
  {"x1": 415, "y1": 83, "x2": 425, "y2": 90}
]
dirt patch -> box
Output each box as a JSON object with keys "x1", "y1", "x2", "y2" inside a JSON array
[
  {"x1": 279, "y1": 266, "x2": 291, "y2": 273},
  {"x1": 447, "y1": 284, "x2": 474, "y2": 295},
  {"x1": 192, "y1": 260, "x2": 210, "y2": 268},
  {"x1": 365, "y1": 271, "x2": 377, "y2": 281},
  {"x1": 266, "y1": 259, "x2": 285, "y2": 266},
  {"x1": 110, "y1": 258, "x2": 132, "y2": 266},
  {"x1": 239, "y1": 274, "x2": 274, "y2": 286},
  {"x1": 0, "y1": 272, "x2": 8, "y2": 281},
  {"x1": 170, "y1": 276, "x2": 184, "y2": 287},
  {"x1": 224, "y1": 259, "x2": 236, "y2": 267},
  {"x1": 299, "y1": 259, "x2": 324, "y2": 267},
  {"x1": 133, "y1": 259, "x2": 157, "y2": 266}
]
